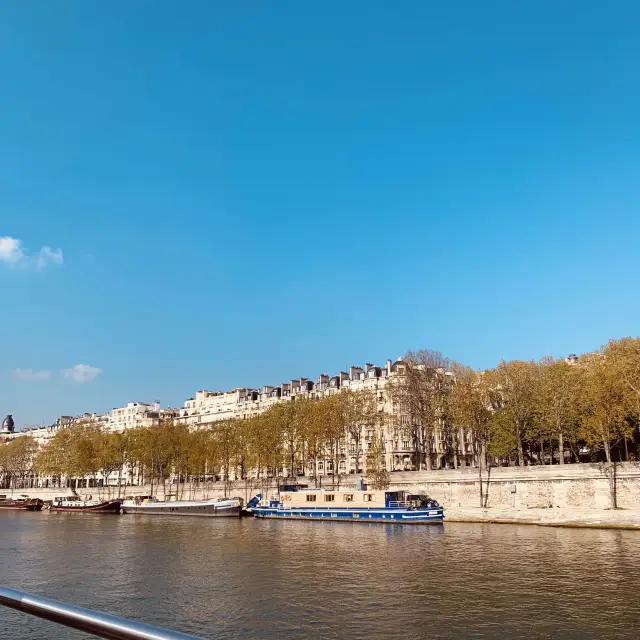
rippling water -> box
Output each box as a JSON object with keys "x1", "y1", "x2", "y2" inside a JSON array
[{"x1": 1, "y1": 511, "x2": 639, "y2": 639}]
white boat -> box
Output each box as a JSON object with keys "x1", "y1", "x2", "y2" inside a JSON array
[{"x1": 120, "y1": 495, "x2": 242, "y2": 517}]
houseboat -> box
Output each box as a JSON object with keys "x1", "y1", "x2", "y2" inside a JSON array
[
  {"x1": 245, "y1": 487, "x2": 444, "y2": 524},
  {"x1": 121, "y1": 496, "x2": 243, "y2": 517},
  {"x1": 0, "y1": 496, "x2": 44, "y2": 511},
  {"x1": 49, "y1": 496, "x2": 122, "y2": 513}
]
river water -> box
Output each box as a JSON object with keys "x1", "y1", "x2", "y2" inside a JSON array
[{"x1": 0, "y1": 512, "x2": 638, "y2": 639}]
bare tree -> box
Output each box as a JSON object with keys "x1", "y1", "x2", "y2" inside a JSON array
[{"x1": 388, "y1": 350, "x2": 452, "y2": 470}]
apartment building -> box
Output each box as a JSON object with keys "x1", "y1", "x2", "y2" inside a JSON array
[
  {"x1": 106, "y1": 401, "x2": 179, "y2": 432},
  {"x1": 2, "y1": 358, "x2": 475, "y2": 488},
  {"x1": 176, "y1": 358, "x2": 474, "y2": 474}
]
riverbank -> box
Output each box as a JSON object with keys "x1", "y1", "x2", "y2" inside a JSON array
[
  {"x1": 446, "y1": 506, "x2": 640, "y2": 529},
  {"x1": 8, "y1": 463, "x2": 640, "y2": 530}
]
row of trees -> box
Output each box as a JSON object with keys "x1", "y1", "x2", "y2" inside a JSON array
[
  {"x1": 448, "y1": 339, "x2": 640, "y2": 470},
  {"x1": 400, "y1": 338, "x2": 640, "y2": 508},
  {"x1": 0, "y1": 436, "x2": 39, "y2": 492}
]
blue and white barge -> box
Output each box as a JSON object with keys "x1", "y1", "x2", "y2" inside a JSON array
[{"x1": 245, "y1": 487, "x2": 443, "y2": 524}]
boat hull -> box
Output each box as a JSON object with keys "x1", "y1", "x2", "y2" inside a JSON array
[
  {"x1": 49, "y1": 500, "x2": 122, "y2": 513},
  {"x1": 250, "y1": 506, "x2": 444, "y2": 524},
  {"x1": 0, "y1": 500, "x2": 44, "y2": 511},
  {"x1": 122, "y1": 500, "x2": 241, "y2": 517}
]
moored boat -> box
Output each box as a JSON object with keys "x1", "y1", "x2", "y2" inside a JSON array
[
  {"x1": 49, "y1": 496, "x2": 122, "y2": 513},
  {"x1": 121, "y1": 495, "x2": 242, "y2": 517},
  {"x1": 0, "y1": 497, "x2": 44, "y2": 511},
  {"x1": 245, "y1": 487, "x2": 444, "y2": 524}
]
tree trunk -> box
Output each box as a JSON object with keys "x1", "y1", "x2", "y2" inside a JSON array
[
  {"x1": 516, "y1": 426, "x2": 525, "y2": 466},
  {"x1": 603, "y1": 440, "x2": 617, "y2": 509},
  {"x1": 540, "y1": 439, "x2": 546, "y2": 465},
  {"x1": 624, "y1": 438, "x2": 629, "y2": 462},
  {"x1": 425, "y1": 451, "x2": 432, "y2": 471},
  {"x1": 558, "y1": 430, "x2": 565, "y2": 465}
]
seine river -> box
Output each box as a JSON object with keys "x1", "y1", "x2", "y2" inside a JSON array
[{"x1": 1, "y1": 512, "x2": 639, "y2": 639}]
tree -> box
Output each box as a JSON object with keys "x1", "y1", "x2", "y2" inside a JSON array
[
  {"x1": 92, "y1": 431, "x2": 125, "y2": 497},
  {"x1": 321, "y1": 394, "x2": 348, "y2": 488},
  {"x1": 343, "y1": 389, "x2": 378, "y2": 475},
  {"x1": 487, "y1": 360, "x2": 539, "y2": 466},
  {"x1": 388, "y1": 350, "x2": 452, "y2": 471},
  {"x1": 1, "y1": 437, "x2": 39, "y2": 491},
  {"x1": 269, "y1": 400, "x2": 304, "y2": 480},
  {"x1": 606, "y1": 337, "x2": 640, "y2": 410},
  {"x1": 537, "y1": 357, "x2": 582, "y2": 464},
  {"x1": 605, "y1": 337, "x2": 640, "y2": 459},
  {"x1": 579, "y1": 350, "x2": 632, "y2": 508},
  {"x1": 36, "y1": 429, "x2": 74, "y2": 487},
  {"x1": 450, "y1": 365, "x2": 493, "y2": 506},
  {"x1": 258, "y1": 409, "x2": 286, "y2": 489},
  {"x1": 302, "y1": 399, "x2": 326, "y2": 487},
  {"x1": 366, "y1": 430, "x2": 390, "y2": 490}
]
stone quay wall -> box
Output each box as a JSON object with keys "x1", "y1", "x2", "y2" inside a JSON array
[
  {"x1": 384, "y1": 463, "x2": 640, "y2": 510},
  {"x1": 8, "y1": 464, "x2": 640, "y2": 528}
]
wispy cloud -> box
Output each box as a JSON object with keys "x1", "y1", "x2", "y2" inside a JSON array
[
  {"x1": 61, "y1": 364, "x2": 102, "y2": 383},
  {"x1": 12, "y1": 368, "x2": 52, "y2": 381},
  {"x1": 0, "y1": 236, "x2": 63, "y2": 270}
]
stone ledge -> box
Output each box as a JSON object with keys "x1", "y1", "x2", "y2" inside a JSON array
[{"x1": 445, "y1": 506, "x2": 640, "y2": 530}]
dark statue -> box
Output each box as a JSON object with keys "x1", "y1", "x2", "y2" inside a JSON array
[{"x1": 1, "y1": 414, "x2": 15, "y2": 433}]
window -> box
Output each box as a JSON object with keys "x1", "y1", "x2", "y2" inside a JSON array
[
  {"x1": 324, "y1": 494, "x2": 335, "y2": 502},
  {"x1": 343, "y1": 494, "x2": 354, "y2": 502},
  {"x1": 364, "y1": 494, "x2": 375, "y2": 502},
  {"x1": 306, "y1": 495, "x2": 316, "y2": 502}
]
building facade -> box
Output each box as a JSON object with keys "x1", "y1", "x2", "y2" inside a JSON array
[{"x1": 2, "y1": 357, "x2": 475, "y2": 489}]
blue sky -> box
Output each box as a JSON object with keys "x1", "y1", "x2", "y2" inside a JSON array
[{"x1": 1, "y1": 1, "x2": 639, "y2": 427}]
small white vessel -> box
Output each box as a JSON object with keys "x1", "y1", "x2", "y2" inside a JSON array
[{"x1": 120, "y1": 495, "x2": 242, "y2": 517}]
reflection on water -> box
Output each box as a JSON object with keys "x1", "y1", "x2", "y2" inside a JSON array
[{"x1": 1, "y1": 512, "x2": 639, "y2": 639}]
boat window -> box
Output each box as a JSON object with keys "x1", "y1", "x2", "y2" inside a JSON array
[
  {"x1": 306, "y1": 495, "x2": 317, "y2": 502},
  {"x1": 343, "y1": 494, "x2": 354, "y2": 502},
  {"x1": 364, "y1": 494, "x2": 375, "y2": 502},
  {"x1": 324, "y1": 494, "x2": 335, "y2": 502}
]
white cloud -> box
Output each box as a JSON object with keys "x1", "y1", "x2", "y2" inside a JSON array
[
  {"x1": 12, "y1": 368, "x2": 52, "y2": 381},
  {"x1": 61, "y1": 364, "x2": 102, "y2": 383},
  {"x1": 0, "y1": 236, "x2": 63, "y2": 270}
]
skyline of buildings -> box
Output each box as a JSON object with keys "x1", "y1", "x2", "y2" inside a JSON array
[
  {"x1": 2, "y1": 355, "x2": 473, "y2": 477},
  {"x1": 2, "y1": 352, "x2": 582, "y2": 489}
]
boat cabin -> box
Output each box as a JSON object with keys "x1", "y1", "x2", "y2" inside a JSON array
[
  {"x1": 123, "y1": 495, "x2": 158, "y2": 504},
  {"x1": 275, "y1": 488, "x2": 436, "y2": 509}
]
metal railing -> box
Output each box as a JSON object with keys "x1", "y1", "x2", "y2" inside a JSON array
[{"x1": 0, "y1": 587, "x2": 201, "y2": 640}]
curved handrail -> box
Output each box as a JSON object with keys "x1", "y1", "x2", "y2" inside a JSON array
[{"x1": 0, "y1": 587, "x2": 202, "y2": 640}]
